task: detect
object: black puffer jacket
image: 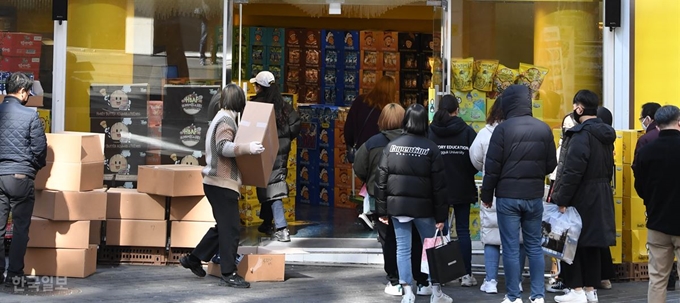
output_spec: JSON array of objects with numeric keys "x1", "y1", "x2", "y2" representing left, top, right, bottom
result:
[
  {"x1": 375, "y1": 134, "x2": 448, "y2": 223},
  {"x1": 0, "y1": 96, "x2": 47, "y2": 179},
  {"x1": 552, "y1": 118, "x2": 616, "y2": 247},
  {"x1": 481, "y1": 85, "x2": 557, "y2": 203},
  {"x1": 252, "y1": 99, "x2": 301, "y2": 200},
  {"x1": 429, "y1": 116, "x2": 478, "y2": 205},
  {"x1": 353, "y1": 129, "x2": 402, "y2": 197}
]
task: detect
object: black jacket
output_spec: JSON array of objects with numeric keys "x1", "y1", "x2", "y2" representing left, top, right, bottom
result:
[
  {"x1": 353, "y1": 129, "x2": 402, "y2": 197},
  {"x1": 634, "y1": 130, "x2": 680, "y2": 236},
  {"x1": 252, "y1": 98, "x2": 301, "y2": 200},
  {"x1": 0, "y1": 96, "x2": 47, "y2": 179},
  {"x1": 375, "y1": 134, "x2": 448, "y2": 223},
  {"x1": 428, "y1": 116, "x2": 478, "y2": 205},
  {"x1": 481, "y1": 85, "x2": 556, "y2": 203},
  {"x1": 552, "y1": 118, "x2": 616, "y2": 247}
]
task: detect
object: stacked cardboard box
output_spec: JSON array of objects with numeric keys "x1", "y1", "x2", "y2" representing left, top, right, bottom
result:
[
  {"x1": 398, "y1": 32, "x2": 421, "y2": 107},
  {"x1": 296, "y1": 105, "x2": 320, "y2": 205},
  {"x1": 89, "y1": 84, "x2": 150, "y2": 189},
  {"x1": 248, "y1": 27, "x2": 286, "y2": 90},
  {"x1": 619, "y1": 130, "x2": 647, "y2": 264},
  {"x1": 169, "y1": 196, "x2": 216, "y2": 249},
  {"x1": 161, "y1": 85, "x2": 219, "y2": 167},
  {"x1": 27, "y1": 132, "x2": 107, "y2": 278},
  {"x1": 284, "y1": 28, "x2": 322, "y2": 103},
  {"x1": 105, "y1": 188, "x2": 167, "y2": 249},
  {"x1": 0, "y1": 32, "x2": 42, "y2": 79},
  {"x1": 321, "y1": 30, "x2": 343, "y2": 106}
]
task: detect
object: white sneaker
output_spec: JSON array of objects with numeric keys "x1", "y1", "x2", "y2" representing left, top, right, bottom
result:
[
  {"x1": 501, "y1": 296, "x2": 523, "y2": 303},
  {"x1": 554, "y1": 289, "x2": 587, "y2": 303},
  {"x1": 585, "y1": 290, "x2": 598, "y2": 302},
  {"x1": 358, "y1": 213, "x2": 374, "y2": 230},
  {"x1": 417, "y1": 283, "x2": 432, "y2": 296},
  {"x1": 430, "y1": 292, "x2": 453, "y2": 303},
  {"x1": 530, "y1": 297, "x2": 545, "y2": 303},
  {"x1": 385, "y1": 282, "x2": 403, "y2": 296},
  {"x1": 401, "y1": 292, "x2": 416, "y2": 303},
  {"x1": 480, "y1": 279, "x2": 498, "y2": 294},
  {"x1": 460, "y1": 274, "x2": 478, "y2": 287}
]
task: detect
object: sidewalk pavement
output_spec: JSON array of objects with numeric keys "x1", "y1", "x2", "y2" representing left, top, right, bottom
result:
[{"x1": 0, "y1": 264, "x2": 673, "y2": 303}]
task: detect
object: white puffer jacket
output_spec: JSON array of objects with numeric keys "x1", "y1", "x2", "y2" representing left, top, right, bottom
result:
[{"x1": 470, "y1": 123, "x2": 523, "y2": 246}]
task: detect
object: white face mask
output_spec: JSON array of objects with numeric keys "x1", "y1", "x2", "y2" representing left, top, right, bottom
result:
[{"x1": 640, "y1": 116, "x2": 650, "y2": 131}]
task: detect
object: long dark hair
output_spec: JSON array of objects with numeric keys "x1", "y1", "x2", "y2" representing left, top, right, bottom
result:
[
  {"x1": 486, "y1": 96, "x2": 504, "y2": 125},
  {"x1": 253, "y1": 83, "x2": 288, "y2": 129},
  {"x1": 433, "y1": 94, "x2": 458, "y2": 125},
  {"x1": 402, "y1": 104, "x2": 429, "y2": 136}
]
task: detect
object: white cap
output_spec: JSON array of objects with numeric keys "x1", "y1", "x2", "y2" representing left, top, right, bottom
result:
[{"x1": 250, "y1": 71, "x2": 275, "y2": 87}]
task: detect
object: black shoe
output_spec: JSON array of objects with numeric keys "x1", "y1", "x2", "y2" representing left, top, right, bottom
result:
[
  {"x1": 4, "y1": 275, "x2": 37, "y2": 288},
  {"x1": 669, "y1": 277, "x2": 676, "y2": 291},
  {"x1": 219, "y1": 273, "x2": 250, "y2": 288},
  {"x1": 257, "y1": 223, "x2": 274, "y2": 235},
  {"x1": 180, "y1": 255, "x2": 206, "y2": 277}
]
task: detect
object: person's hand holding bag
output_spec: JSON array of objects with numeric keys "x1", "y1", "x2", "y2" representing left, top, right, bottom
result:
[{"x1": 249, "y1": 142, "x2": 265, "y2": 154}]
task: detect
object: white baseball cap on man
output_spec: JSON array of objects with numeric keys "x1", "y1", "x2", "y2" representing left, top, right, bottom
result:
[{"x1": 250, "y1": 71, "x2": 275, "y2": 87}]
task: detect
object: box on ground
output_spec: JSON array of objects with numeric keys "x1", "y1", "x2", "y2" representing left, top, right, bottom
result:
[
  {"x1": 90, "y1": 221, "x2": 102, "y2": 245},
  {"x1": 24, "y1": 245, "x2": 97, "y2": 278},
  {"x1": 28, "y1": 217, "x2": 90, "y2": 249},
  {"x1": 234, "y1": 101, "x2": 279, "y2": 187},
  {"x1": 35, "y1": 161, "x2": 104, "y2": 192},
  {"x1": 170, "y1": 221, "x2": 215, "y2": 248},
  {"x1": 622, "y1": 229, "x2": 648, "y2": 263},
  {"x1": 622, "y1": 196, "x2": 646, "y2": 230},
  {"x1": 106, "y1": 219, "x2": 167, "y2": 247},
  {"x1": 137, "y1": 165, "x2": 204, "y2": 197},
  {"x1": 208, "y1": 249, "x2": 285, "y2": 282},
  {"x1": 610, "y1": 229, "x2": 622, "y2": 264},
  {"x1": 33, "y1": 189, "x2": 107, "y2": 221},
  {"x1": 106, "y1": 188, "x2": 166, "y2": 220},
  {"x1": 170, "y1": 196, "x2": 215, "y2": 222}
]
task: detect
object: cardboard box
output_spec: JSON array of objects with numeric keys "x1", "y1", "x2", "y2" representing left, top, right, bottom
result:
[
  {"x1": 622, "y1": 164, "x2": 639, "y2": 198},
  {"x1": 334, "y1": 186, "x2": 354, "y2": 209},
  {"x1": 90, "y1": 221, "x2": 102, "y2": 245},
  {"x1": 282, "y1": 197, "x2": 295, "y2": 221},
  {"x1": 0, "y1": 56, "x2": 40, "y2": 74},
  {"x1": 234, "y1": 102, "x2": 279, "y2": 187},
  {"x1": 614, "y1": 197, "x2": 623, "y2": 230},
  {"x1": 622, "y1": 130, "x2": 643, "y2": 165},
  {"x1": 28, "y1": 218, "x2": 90, "y2": 249},
  {"x1": 622, "y1": 196, "x2": 646, "y2": 230},
  {"x1": 239, "y1": 198, "x2": 263, "y2": 226},
  {"x1": 208, "y1": 253, "x2": 285, "y2": 282},
  {"x1": 0, "y1": 32, "x2": 42, "y2": 50},
  {"x1": 610, "y1": 229, "x2": 623, "y2": 264},
  {"x1": 623, "y1": 229, "x2": 648, "y2": 263},
  {"x1": 45, "y1": 132, "x2": 105, "y2": 163},
  {"x1": 614, "y1": 165, "x2": 623, "y2": 198},
  {"x1": 614, "y1": 131, "x2": 623, "y2": 165},
  {"x1": 170, "y1": 221, "x2": 215, "y2": 248},
  {"x1": 24, "y1": 245, "x2": 97, "y2": 278},
  {"x1": 137, "y1": 165, "x2": 204, "y2": 197},
  {"x1": 170, "y1": 196, "x2": 215, "y2": 222},
  {"x1": 0, "y1": 45, "x2": 41, "y2": 57},
  {"x1": 35, "y1": 161, "x2": 105, "y2": 192},
  {"x1": 89, "y1": 84, "x2": 150, "y2": 118},
  {"x1": 106, "y1": 219, "x2": 167, "y2": 247},
  {"x1": 239, "y1": 185, "x2": 258, "y2": 201},
  {"x1": 37, "y1": 108, "x2": 50, "y2": 132},
  {"x1": 33, "y1": 190, "x2": 107, "y2": 221},
  {"x1": 106, "y1": 188, "x2": 166, "y2": 220}
]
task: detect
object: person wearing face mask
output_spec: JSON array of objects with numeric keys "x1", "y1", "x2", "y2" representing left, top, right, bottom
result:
[
  {"x1": 0, "y1": 72, "x2": 47, "y2": 286},
  {"x1": 551, "y1": 90, "x2": 616, "y2": 303},
  {"x1": 632, "y1": 102, "x2": 661, "y2": 169}
]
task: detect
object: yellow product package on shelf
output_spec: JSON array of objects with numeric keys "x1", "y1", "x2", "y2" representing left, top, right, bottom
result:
[{"x1": 451, "y1": 57, "x2": 474, "y2": 92}]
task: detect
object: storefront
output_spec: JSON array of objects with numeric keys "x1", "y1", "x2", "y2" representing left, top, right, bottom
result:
[{"x1": 4, "y1": 0, "x2": 647, "y2": 239}]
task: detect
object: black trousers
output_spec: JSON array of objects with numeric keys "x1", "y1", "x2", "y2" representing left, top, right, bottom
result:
[
  {"x1": 376, "y1": 217, "x2": 428, "y2": 285},
  {"x1": 0, "y1": 174, "x2": 36, "y2": 277},
  {"x1": 192, "y1": 184, "x2": 240, "y2": 276},
  {"x1": 561, "y1": 246, "x2": 602, "y2": 288},
  {"x1": 600, "y1": 247, "x2": 615, "y2": 280}
]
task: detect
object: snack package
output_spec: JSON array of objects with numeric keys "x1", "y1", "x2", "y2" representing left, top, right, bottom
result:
[
  {"x1": 473, "y1": 60, "x2": 499, "y2": 92},
  {"x1": 451, "y1": 58, "x2": 474, "y2": 92},
  {"x1": 517, "y1": 63, "x2": 549, "y2": 100},
  {"x1": 493, "y1": 64, "x2": 520, "y2": 94}
]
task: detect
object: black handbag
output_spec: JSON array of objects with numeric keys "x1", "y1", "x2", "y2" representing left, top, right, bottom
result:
[
  {"x1": 346, "y1": 107, "x2": 376, "y2": 164},
  {"x1": 426, "y1": 231, "x2": 467, "y2": 284}
]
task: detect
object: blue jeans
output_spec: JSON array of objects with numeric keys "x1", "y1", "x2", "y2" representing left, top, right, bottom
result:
[
  {"x1": 444, "y1": 204, "x2": 473, "y2": 275},
  {"x1": 392, "y1": 217, "x2": 436, "y2": 285},
  {"x1": 497, "y1": 198, "x2": 545, "y2": 301},
  {"x1": 484, "y1": 244, "x2": 527, "y2": 282}
]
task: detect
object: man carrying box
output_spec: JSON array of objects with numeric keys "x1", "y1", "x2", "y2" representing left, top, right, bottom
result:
[
  {"x1": 633, "y1": 105, "x2": 680, "y2": 303},
  {"x1": 0, "y1": 72, "x2": 47, "y2": 286}
]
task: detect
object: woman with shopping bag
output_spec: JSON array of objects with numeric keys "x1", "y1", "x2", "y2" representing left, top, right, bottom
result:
[{"x1": 375, "y1": 104, "x2": 451, "y2": 303}]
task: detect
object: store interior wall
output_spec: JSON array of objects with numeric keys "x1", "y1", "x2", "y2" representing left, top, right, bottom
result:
[{"x1": 634, "y1": 0, "x2": 680, "y2": 124}]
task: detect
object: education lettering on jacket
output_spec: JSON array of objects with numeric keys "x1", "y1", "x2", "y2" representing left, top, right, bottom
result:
[
  {"x1": 437, "y1": 144, "x2": 469, "y2": 156},
  {"x1": 388, "y1": 145, "x2": 430, "y2": 156}
]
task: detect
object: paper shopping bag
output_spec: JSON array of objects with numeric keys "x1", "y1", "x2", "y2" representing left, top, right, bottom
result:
[
  {"x1": 426, "y1": 234, "x2": 467, "y2": 284},
  {"x1": 421, "y1": 230, "x2": 444, "y2": 274}
]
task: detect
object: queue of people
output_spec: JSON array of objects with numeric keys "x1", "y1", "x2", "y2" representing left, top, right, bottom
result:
[{"x1": 168, "y1": 69, "x2": 670, "y2": 303}]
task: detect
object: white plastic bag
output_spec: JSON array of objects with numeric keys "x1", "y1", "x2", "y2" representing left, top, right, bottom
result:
[{"x1": 541, "y1": 202, "x2": 582, "y2": 264}]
